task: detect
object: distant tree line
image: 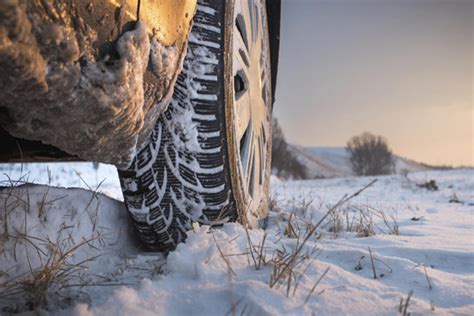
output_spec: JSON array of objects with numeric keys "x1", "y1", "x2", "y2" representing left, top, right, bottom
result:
[{"x1": 271, "y1": 118, "x2": 307, "y2": 179}]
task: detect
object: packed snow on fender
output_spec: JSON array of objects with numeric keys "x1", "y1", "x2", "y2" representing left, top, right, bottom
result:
[{"x1": 0, "y1": 164, "x2": 473, "y2": 315}]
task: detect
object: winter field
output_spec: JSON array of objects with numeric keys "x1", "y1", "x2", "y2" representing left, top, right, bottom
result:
[{"x1": 0, "y1": 163, "x2": 473, "y2": 315}]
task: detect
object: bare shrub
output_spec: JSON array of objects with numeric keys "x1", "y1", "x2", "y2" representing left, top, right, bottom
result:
[{"x1": 346, "y1": 132, "x2": 394, "y2": 176}]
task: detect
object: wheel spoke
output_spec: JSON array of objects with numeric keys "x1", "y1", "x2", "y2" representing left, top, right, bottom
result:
[
  {"x1": 247, "y1": 149, "x2": 255, "y2": 193},
  {"x1": 233, "y1": 21, "x2": 252, "y2": 85},
  {"x1": 246, "y1": 0, "x2": 254, "y2": 42},
  {"x1": 252, "y1": 2, "x2": 259, "y2": 43},
  {"x1": 244, "y1": 0, "x2": 256, "y2": 48},
  {"x1": 242, "y1": 126, "x2": 254, "y2": 180},
  {"x1": 258, "y1": 127, "x2": 265, "y2": 185},
  {"x1": 233, "y1": 46, "x2": 251, "y2": 80},
  {"x1": 234, "y1": 88, "x2": 251, "y2": 142},
  {"x1": 252, "y1": 134, "x2": 261, "y2": 192}
]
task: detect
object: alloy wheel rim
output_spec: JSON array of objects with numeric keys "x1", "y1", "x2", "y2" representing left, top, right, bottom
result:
[{"x1": 231, "y1": 0, "x2": 272, "y2": 215}]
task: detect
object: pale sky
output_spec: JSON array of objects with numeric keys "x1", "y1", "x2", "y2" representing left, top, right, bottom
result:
[{"x1": 273, "y1": 0, "x2": 473, "y2": 166}]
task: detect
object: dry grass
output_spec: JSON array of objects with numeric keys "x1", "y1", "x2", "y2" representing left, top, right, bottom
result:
[
  {"x1": 399, "y1": 290, "x2": 414, "y2": 316},
  {"x1": 0, "y1": 172, "x2": 120, "y2": 312},
  {"x1": 0, "y1": 234, "x2": 102, "y2": 310},
  {"x1": 273, "y1": 179, "x2": 399, "y2": 240},
  {"x1": 422, "y1": 265, "x2": 433, "y2": 291},
  {"x1": 304, "y1": 266, "x2": 330, "y2": 304},
  {"x1": 325, "y1": 202, "x2": 399, "y2": 238},
  {"x1": 284, "y1": 213, "x2": 298, "y2": 239},
  {"x1": 256, "y1": 180, "x2": 401, "y2": 304},
  {"x1": 267, "y1": 180, "x2": 378, "y2": 298},
  {"x1": 368, "y1": 205, "x2": 400, "y2": 235},
  {"x1": 245, "y1": 228, "x2": 269, "y2": 270},
  {"x1": 269, "y1": 240, "x2": 318, "y2": 297},
  {"x1": 326, "y1": 205, "x2": 376, "y2": 238},
  {"x1": 212, "y1": 231, "x2": 237, "y2": 277},
  {"x1": 368, "y1": 247, "x2": 377, "y2": 279}
]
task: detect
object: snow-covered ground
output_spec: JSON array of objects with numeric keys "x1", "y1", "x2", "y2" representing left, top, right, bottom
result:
[
  {"x1": 0, "y1": 165, "x2": 473, "y2": 315},
  {"x1": 0, "y1": 163, "x2": 123, "y2": 201}
]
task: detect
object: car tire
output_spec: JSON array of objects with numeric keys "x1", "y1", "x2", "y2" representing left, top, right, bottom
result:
[{"x1": 118, "y1": 0, "x2": 273, "y2": 251}]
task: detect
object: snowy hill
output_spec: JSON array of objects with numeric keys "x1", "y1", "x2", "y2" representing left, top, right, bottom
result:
[{"x1": 289, "y1": 145, "x2": 432, "y2": 179}]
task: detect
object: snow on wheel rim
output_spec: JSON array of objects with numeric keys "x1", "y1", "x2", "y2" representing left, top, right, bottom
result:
[{"x1": 226, "y1": 0, "x2": 272, "y2": 226}]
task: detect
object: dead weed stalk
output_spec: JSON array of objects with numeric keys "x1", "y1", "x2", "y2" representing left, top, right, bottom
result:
[{"x1": 0, "y1": 235, "x2": 102, "y2": 310}]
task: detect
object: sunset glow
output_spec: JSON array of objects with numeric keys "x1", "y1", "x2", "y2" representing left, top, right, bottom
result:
[{"x1": 274, "y1": 0, "x2": 473, "y2": 166}]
